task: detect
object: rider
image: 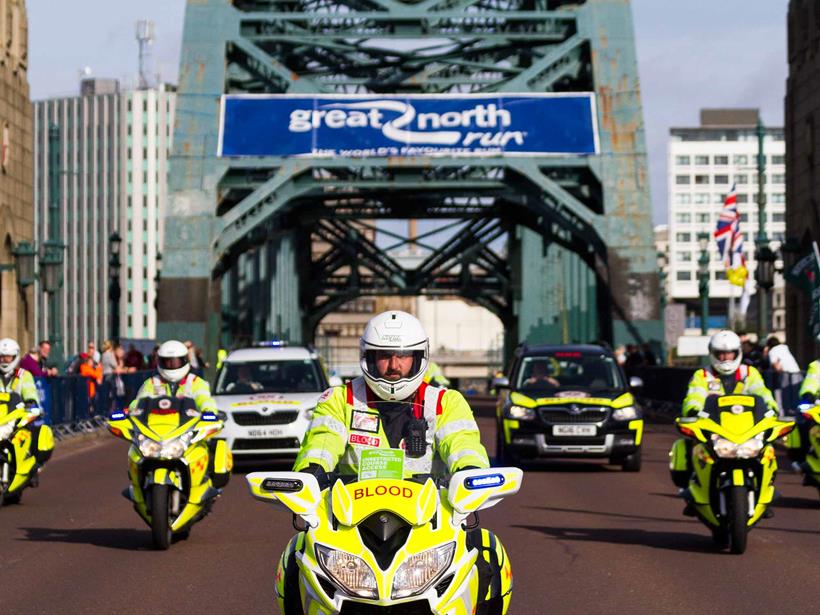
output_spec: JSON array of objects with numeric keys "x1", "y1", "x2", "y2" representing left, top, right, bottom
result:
[
  {"x1": 129, "y1": 339, "x2": 217, "y2": 414},
  {"x1": 0, "y1": 338, "x2": 55, "y2": 483},
  {"x1": 423, "y1": 359, "x2": 451, "y2": 387},
  {"x1": 792, "y1": 333, "x2": 820, "y2": 467},
  {"x1": 294, "y1": 310, "x2": 489, "y2": 477},
  {"x1": 670, "y1": 330, "x2": 777, "y2": 489}
]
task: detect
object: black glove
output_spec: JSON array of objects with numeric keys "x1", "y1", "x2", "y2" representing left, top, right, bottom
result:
[{"x1": 302, "y1": 463, "x2": 331, "y2": 489}]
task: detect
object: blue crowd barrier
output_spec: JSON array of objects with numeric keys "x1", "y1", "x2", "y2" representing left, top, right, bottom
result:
[{"x1": 33, "y1": 371, "x2": 154, "y2": 426}]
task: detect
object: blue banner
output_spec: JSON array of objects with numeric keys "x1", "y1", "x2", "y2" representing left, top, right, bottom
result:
[{"x1": 218, "y1": 94, "x2": 599, "y2": 158}]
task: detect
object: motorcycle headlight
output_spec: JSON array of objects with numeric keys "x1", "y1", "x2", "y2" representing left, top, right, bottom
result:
[
  {"x1": 160, "y1": 436, "x2": 190, "y2": 459},
  {"x1": 612, "y1": 406, "x2": 638, "y2": 421},
  {"x1": 711, "y1": 435, "x2": 738, "y2": 458},
  {"x1": 316, "y1": 545, "x2": 378, "y2": 599},
  {"x1": 392, "y1": 542, "x2": 455, "y2": 599},
  {"x1": 138, "y1": 437, "x2": 162, "y2": 458},
  {"x1": 506, "y1": 405, "x2": 535, "y2": 420},
  {"x1": 0, "y1": 421, "x2": 15, "y2": 441},
  {"x1": 736, "y1": 435, "x2": 764, "y2": 459}
]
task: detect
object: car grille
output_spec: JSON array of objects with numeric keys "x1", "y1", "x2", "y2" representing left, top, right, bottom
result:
[
  {"x1": 232, "y1": 410, "x2": 299, "y2": 426},
  {"x1": 539, "y1": 407, "x2": 609, "y2": 424},
  {"x1": 233, "y1": 437, "x2": 300, "y2": 450}
]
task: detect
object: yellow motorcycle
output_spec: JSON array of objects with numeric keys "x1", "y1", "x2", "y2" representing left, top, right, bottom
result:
[
  {"x1": 247, "y1": 466, "x2": 521, "y2": 614},
  {"x1": 795, "y1": 402, "x2": 820, "y2": 495},
  {"x1": 107, "y1": 395, "x2": 233, "y2": 549},
  {"x1": 0, "y1": 391, "x2": 55, "y2": 506},
  {"x1": 675, "y1": 394, "x2": 794, "y2": 554}
]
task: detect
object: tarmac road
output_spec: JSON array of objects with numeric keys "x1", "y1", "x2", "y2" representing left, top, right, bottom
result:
[{"x1": 1, "y1": 420, "x2": 818, "y2": 614}]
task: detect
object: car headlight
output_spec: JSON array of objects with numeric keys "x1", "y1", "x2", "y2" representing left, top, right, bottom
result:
[
  {"x1": 736, "y1": 435, "x2": 764, "y2": 459},
  {"x1": 302, "y1": 406, "x2": 315, "y2": 421},
  {"x1": 316, "y1": 545, "x2": 378, "y2": 599},
  {"x1": 0, "y1": 421, "x2": 15, "y2": 441},
  {"x1": 392, "y1": 542, "x2": 455, "y2": 599},
  {"x1": 711, "y1": 435, "x2": 738, "y2": 458},
  {"x1": 612, "y1": 406, "x2": 638, "y2": 421},
  {"x1": 506, "y1": 405, "x2": 535, "y2": 420}
]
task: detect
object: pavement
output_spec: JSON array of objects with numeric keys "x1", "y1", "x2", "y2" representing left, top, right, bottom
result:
[{"x1": 1, "y1": 419, "x2": 818, "y2": 614}]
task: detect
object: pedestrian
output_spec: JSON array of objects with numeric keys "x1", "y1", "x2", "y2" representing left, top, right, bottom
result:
[
  {"x1": 740, "y1": 334, "x2": 764, "y2": 369},
  {"x1": 86, "y1": 341, "x2": 101, "y2": 364},
  {"x1": 614, "y1": 344, "x2": 627, "y2": 367},
  {"x1": 18, "y1": 346, "x2": 47, "y2": 377},
  {"x1": 147, "y1": 345, "x2": 159, "y2": 369},
  {"x1": 767, "y1": 341, "x2": 802, "y2": 415},
  {"x1": 124, "y1": 344, "x2": 144, "y2": 370},
  {"x1": 78, "y1": 353, "x2": 103, "y2": 413},
  {"x1": 37, "y1": 340, "x2": 58, "y2": 376},
  {"x1": 185, "y1": 340, "x2": 208, "y2": 377},
  {"x1": 641, "y1": 343, "x2": 658, "y2": 366}
]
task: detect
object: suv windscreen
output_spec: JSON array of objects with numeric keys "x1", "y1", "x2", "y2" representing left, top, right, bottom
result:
[
  {"x1": 215, "y1": 360, "x2": 323, "y2": 394},
  {"x1": 515, "y1": 352, "x2": 624, "y2": 394}
]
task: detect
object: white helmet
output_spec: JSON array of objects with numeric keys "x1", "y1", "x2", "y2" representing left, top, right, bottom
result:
[
  {"x1": 0, "y1": 338, "x2": 20, "y2": 377},
  {"x1": 157, "y1": 339, "x2": 190, "y2": 383},
  {"x1": 360, "y1": 310, "x2": 429, "y2": 401},
  {"x1": 709, "y1": 330, "x2": 742, "y2": 375}
]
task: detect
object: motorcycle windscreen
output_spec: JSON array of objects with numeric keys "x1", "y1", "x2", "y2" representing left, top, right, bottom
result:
[
  {"x1": 331, "y1": 478, "x2": 438, "y2": 527},
  {"x1": 136, "y1": 396, "x2": 198, "y2": 439}
]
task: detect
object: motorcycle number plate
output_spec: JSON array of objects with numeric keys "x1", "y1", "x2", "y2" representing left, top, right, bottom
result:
[
  {"x1": 553, "y1": 424, "x2": 596, "y2": 436},
  {"x1": 247, "y1": 428, "x2": 285, "y2": 438}
]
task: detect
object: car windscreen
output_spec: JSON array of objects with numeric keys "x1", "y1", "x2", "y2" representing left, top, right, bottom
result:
[
  {"x1": 215, "y1": 360, "x2": 323, "y2": 394},
  {"x1": 515, "y1": 353, "x2": 625, "y2": 393}
]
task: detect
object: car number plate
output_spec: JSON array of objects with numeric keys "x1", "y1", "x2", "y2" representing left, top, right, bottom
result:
[
  {"x1": 552, "y1": 424, "x2": 596, "y2": 436},
  {"x1": 247, "y1": 428, "x2": 285, "y2": 438}
]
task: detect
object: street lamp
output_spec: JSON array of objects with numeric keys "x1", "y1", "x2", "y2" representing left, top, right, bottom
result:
[
  {"x1": 108, "y1": 231, "x2": 122, "y2": 342},
  {"x1": 657, "y1": 250, "x2": 668, "y2": 364},
  {"x1": 697, "y1": 232, "x2": 710, "y2": 336},
  {"x1": 1, "y1": 240, "x2": 37, "y2": 288},
  {"x1": 754, "y1": 116, "x2": 771, "y2": 340}
]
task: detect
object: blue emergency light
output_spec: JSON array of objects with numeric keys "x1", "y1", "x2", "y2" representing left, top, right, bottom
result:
[{"x1": 464, "y1": 473, "x2": 505, "y2": 490}]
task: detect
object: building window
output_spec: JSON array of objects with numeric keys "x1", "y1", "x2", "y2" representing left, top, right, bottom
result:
[
  {"x1": 676, "y1": 232, "x2": 692, "y2": 242},
  {"x1": 714, "y1": 175, "x2": 729, "y2": 184},
  {"x1": 677, "y1": 251, "x2": 692, "y2": 262},
  {"x1": 771, "y1": 193, "x2": 786, "y2": 203},
  {"x1": 696, "y1": 213, "x2": 710, "y2": 223},
  {"x1": 772, "y1": 212, "x2": 785, "y2": 222},
  {"x1": 733, "y1": 155, "x2": 748, "y2": 165},
  {"x1": 735, "y1": 174, "x2": 748, "y2": 184},
  {"x1": 695, "y1": 155, "x2": 710, "y2": 165},
  {"x1": 740, "y1": 213, "x2": 748, "y2": 222},
  {"x1": 674, "y1": 193, "x2": 692, "y2": 204},
  {"x1": 675, "y1": 213, "x2": 691, "y2": 223},
  {"x1": 676, "y1": 271, "x2": 692, "y2": 281},
  {"x1": 715, "y1": 270, "x2": 727, "y2": 281},
  {"x1": 771, "y1": 154, "x2": 785, "y2": 165},
  {"x1": 675, "y1": 175, "x2": 691, "y2": 185},
  {"x1": 736, "y1": 194, "x2": 749, "y2": 203},
  {"x1": 695, "y1": 175, "x2": 709, "y2": 184},
  {"x1": 771, "y1": 174, "x2": 785, "y2": 184},
  {"x1": 693, "y1": 193, "x2": 710, "y2": 204},
  {"x1": 714, "y1": 155, "x2": 729, "y2": 165},
  {"x1": 675, "y1": 155, "x2": 691, "y2": 165}
]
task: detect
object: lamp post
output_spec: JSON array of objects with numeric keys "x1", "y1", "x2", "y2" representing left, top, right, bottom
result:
[
  {"x1": 43, "y1": 122, "x2": 65, "y2": 371},
  {"x1": 108, "y1": 231, "x2": 122, "y2": 342},
  {"x1": 657, "y1": 250, "x2": 668, "y2": 364},
  {"x1": 754, "y1": 116, "x2": 772, "y2": 340},
  {"x1": 697, "y1": 232, "x2": 710, "y2": 336}
]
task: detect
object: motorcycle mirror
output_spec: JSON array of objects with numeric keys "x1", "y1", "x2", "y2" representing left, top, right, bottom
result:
[
  {"x1": 447, "y1": 467, "x2": 523, "y2": 516},
  {"x1": 491, "y1": 376, "x2": 510, "y2": 390},
  {"x1": 247, "y1": 471, "x2": 322, "y2": 526},
  {"x1": 629, "y1": 376, "x2": 644, "y2": 389}
]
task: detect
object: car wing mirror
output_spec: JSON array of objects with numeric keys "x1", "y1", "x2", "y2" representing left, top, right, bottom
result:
[
  {"x1": 491, "y1": 376, "x2": 510, "y2": 390},
  {"x1": 629, "y1": 376, "x2": 644, "y2": 389}
]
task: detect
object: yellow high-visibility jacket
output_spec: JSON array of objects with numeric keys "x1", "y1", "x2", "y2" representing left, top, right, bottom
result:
[
  {"x1": 799, "y1": 360, "x2": 820, "y2": 400},
  {"x1": 128, "y1": 373, "x2": 217, "y2": 414},
  {"x1": 0, "y1": 368, "x2": 40, "y2": 406},
  {"x1": 681, "y1": 364, "x2": 777, "y2": 417}
]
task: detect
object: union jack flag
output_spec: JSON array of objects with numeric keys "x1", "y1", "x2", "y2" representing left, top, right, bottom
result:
[{"x1": 713, "y1": 183, "x2": 748, "y2": 287}]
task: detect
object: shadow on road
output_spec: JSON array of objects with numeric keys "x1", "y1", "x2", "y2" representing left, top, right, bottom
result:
[
  {"x1": 501, "y1": 460, "x2": 615, "y2": 473},
  {"x1": 19, "y1": 527, "x2": 154, "y2": 551},
  {"x1": 773, "y1": 495, "x2": 820, "y2": 510},
  {"x1": 513, "y1": 523, "x2": 718, "y2": 554},
  {"x1": 230, "y1": 458, "x2": 295, "y2": 473},
  {"x1": 526, "y1": 504, "x2": 691, "y2": 525}
]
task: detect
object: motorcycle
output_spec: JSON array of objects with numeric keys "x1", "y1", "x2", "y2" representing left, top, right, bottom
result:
[
  {"x1": 107, "y1": 395, "x2": 233, "y2": 549},
  {"x1": 247, "y1": 466, "x2": 521, "y2": 614},
  {"x1": 0, "y1": 391, "x2": 54, "y2": 506},
  {"x1": 675, "y1": 394, "x2": 794, "y2": 554},
  {"x1": 795, "y1": 402, "x2": 820, "y2": 495}
]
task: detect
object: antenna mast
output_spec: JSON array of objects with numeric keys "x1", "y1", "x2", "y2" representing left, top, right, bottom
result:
[{"x1": 135, "y1": 20, "x2": 155, "y2": 90}]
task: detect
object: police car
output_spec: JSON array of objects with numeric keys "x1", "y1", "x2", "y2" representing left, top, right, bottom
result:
[
  {"x1": 494, "y1": 344, "x2": 644, "y2": 471},
  {"x1": 214, "y1": 343, "x2": 336, "y2": 458}
]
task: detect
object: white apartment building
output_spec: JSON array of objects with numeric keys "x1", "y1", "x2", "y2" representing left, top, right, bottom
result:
[
  {"x1": 667, "y1": 109, "x2": 786, "y2": 334},
  {"x1": 33, "y1": 80, "x2": 175, "y2": 356}
]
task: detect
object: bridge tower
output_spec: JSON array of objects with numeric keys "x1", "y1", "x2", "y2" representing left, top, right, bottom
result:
[{"x1": 159, "y1": 0, "x2": 660, "y2": 357}]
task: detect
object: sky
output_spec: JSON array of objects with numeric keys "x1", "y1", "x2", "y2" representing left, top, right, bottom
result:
[{"x1": 27, "y1": 0, "x2": 790, "y2": 226}]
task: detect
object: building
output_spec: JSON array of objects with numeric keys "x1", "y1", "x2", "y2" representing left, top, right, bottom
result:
[
  {"x1": 33, "y1": 81, "x2": 175, "y2": 358},
  {"x1": 785, "y1": 0, "x2": 820, "y2": 363},
  {"x1": 0, "y1": 0, "x2": 34, "y2": 347},
  {"x1": 667, "y1": 109, "x2": 786, "y2": 338}
]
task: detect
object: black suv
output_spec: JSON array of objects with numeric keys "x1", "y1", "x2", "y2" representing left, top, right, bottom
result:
[{"x1": 495, "y1": 344, "x2": 643, "y2": 471}]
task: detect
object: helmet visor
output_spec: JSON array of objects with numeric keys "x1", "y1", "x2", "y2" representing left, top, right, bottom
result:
[
  {"x1": 159, "y1": 356, "x2": 187, "y2": 371},
  {"x1": 364, "y1": 349, "x2": 425, "y2": 382},
  {"x1": 711, "y1": 349, "x2": 739, "y2": 363}
]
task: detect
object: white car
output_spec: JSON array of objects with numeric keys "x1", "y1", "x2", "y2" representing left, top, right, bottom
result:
[{"x1": 214, "y1": 344, "x2": 333, "y2": 458}]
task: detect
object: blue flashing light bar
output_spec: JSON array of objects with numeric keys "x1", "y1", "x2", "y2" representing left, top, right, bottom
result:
[
  {"x1": 200, "y1": 412, "x2": 218, "y2": 422},
  {"x1": 109, "y1": 411, "x2": 126, "y2": 421},
  {"x1": 464, "y1": 473, "x2": 506, "y2": 490},
  {"x1": 255, "y1": 340, "x2": 288, "y2": 347}
]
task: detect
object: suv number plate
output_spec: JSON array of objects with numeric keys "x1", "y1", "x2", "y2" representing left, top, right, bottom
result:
[
  {"x1": 553, "y1": 425, "x2": 596, "y2": 436},
  {"x1": 247, "y1": 428, "x2": 285, "y2": 438}
]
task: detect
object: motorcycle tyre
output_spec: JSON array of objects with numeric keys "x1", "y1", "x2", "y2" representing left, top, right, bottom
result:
[
  {"x1": 4, "y1": 490, "x2": 21, "y2": 505},
  {"x1": 477, "y1": 596, "x2": 504, "y2": 615},
  {"x1": 711, "y1": 526, "x2": 729, "y2": 549},
  {"x1": 728, "y1": 486, "x2": 748, "y2": 554},
  {"x1": 151, "y1": 485, "x2": 173, "y2": 551},
  {"x1": 282, "y1": 546, "x2": 304, "y2": 615}
]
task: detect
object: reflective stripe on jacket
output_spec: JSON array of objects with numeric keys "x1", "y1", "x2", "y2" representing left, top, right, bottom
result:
[
  {"x1": 681, "y1": 364, "x2": 777, "y2": 417},
  {"x1": 294, "y1": 376, "x2": 489, "y2": 477},
  {"x1": 0, "y1": 368, "x2": 39, "y2": 405},
  {"x1": 128, "y1": 374, "x2": 217, "y2": 413}
]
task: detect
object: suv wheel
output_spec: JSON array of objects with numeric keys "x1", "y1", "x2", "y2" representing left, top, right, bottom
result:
[
  {"x1": 620, "y1": 449, "x2": 642, "y2": 472},
  {"x1": 495, "y1": 427, "x2": 518, "y2": 467}
]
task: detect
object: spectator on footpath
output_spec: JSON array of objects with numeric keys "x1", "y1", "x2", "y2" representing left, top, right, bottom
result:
[
  {"x1": 124, "y1": 344, "x2": 145, "y2": 370},
  {"x1": 78, "y1": 353, "x2": 103, "y2": 412},
  {"x1": 37, "y1": 340, "x2": 58, "y2": 376},
  {"x1": 624, "y1": 344, "x2": 644, "y2": 378},
  {"x1": 641, "y1": 342, "x2": 658, "y2": 366},
  {"x1": 739, "y1": 333, "x2": 764, "y2": 369},
  {"x1": 614, "y1": 345, "x2": 627, "y2": 368},
  {"x1": 767, "y1": 341, "x2": 803, "y2": 415},
  {"x1": 101, "y1": 340, "x2": 118, "y2": 378},
  {"x1": 18, "y1": 346, "x2": 47, "y2": 377},
  {"x1": 148, "y1": 345, "x2": 160, "y2": 370},
  {"x1": 185, "y1": 340, "x2": 208, "y2": 377},
  {"x1": 87, "y1": 341, "x2": 101, "y2": 365}
]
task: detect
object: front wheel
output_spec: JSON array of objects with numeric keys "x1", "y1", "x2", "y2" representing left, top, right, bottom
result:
[
  {"x1": 150, "y1": 485, "x2": 172, "y2": 550},
  {"x1": 728, "y1": 486, "x2": 749, "y2": 554},
  {"x1": 621, "y1": 449, "x2": 642, "y2": 472}
]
